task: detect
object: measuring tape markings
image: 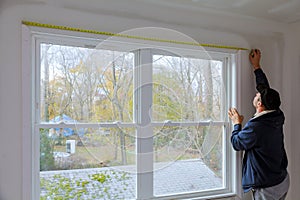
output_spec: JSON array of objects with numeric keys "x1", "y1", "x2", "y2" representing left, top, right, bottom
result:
[{"x1": 22, "y1": 21, "x2": 249, "y2": 51}]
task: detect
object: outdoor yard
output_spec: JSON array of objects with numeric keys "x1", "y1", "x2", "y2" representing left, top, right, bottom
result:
[{"x1": 40, "y1": 159, "x2": 223, "y2": 199}]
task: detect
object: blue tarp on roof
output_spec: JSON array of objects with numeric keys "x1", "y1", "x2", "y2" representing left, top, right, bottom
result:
[{"x1": 50, "y1": 114, "x2": 85, "y2": 136}]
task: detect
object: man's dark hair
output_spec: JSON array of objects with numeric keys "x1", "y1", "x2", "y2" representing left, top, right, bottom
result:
[{"x1": 259, "y1": 87, "x2": 281, "y2": 110}]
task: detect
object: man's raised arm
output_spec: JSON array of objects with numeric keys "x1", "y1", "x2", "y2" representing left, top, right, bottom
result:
[{"x1": 249, "y1": 49, "x2": 270, "y2": 92}]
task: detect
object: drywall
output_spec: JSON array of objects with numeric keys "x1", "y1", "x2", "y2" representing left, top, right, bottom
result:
[
  {"x1": 0, "y1": 1, "x2": 298, "y2": 200},
  {"x1": 283, "y1": 23, "x2": 300, "y2": 200}
]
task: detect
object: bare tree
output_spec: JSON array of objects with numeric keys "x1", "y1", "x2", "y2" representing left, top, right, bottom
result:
[{"x1": 96, "y1": 51, "x2": 134, "y2": 165}]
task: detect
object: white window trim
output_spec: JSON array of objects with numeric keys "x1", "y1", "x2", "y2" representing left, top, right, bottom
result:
[
  {"x1": 22, "y1": 25, "x2": 243, "y2": 200},
  {"x1": 22, "y1": 24, "x2": 33, "y2": 200},
  {"x1": 135, "y1": 49, "x2": 154, "y2": 199}
]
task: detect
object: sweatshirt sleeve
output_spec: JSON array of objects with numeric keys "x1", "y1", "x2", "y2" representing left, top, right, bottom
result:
[
  {"x1": 231, "y1": 123, "x2": 257, "y2": 151},
  {"x1": 254, "y1": 68, "x2": 270, "y2": 92}
]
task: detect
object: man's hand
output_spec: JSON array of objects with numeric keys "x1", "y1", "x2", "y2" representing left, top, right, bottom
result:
[
  {"x1": 249, "y1": 49, "x2": 261, "y2": 70},
  {"x1": 228, "y1": 108, "x2": 244, "y2": 125}
]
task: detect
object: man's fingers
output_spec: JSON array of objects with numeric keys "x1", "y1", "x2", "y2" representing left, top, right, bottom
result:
[
  {"x1": 250, "y1": 49, "x2": 254, "y2": 58},
  {"x1": 250, "y1": 49, "x2": 256, "y2": 57},
  {"x1": 228, "y1": 108, "x2": 242, "y2": 117},
  {"x1": 228, "y1": 108, "x2": 239, "y2": 118},
  {"x1": 228, "y1": 112, "x2": 233, "y2": 118},
  {"x1": 250, "y1": 49, "x2": 261, "y2": 58},
  {"x1": 231, "y1": 108, "x2": 237, "y2": 114}
]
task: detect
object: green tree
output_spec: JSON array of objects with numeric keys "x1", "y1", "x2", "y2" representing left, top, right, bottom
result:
[{"x1": 40, "y1": 129, "x2": 55, "y2": 171}]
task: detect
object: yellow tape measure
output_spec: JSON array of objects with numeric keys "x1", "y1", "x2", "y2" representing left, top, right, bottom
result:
[{"x1": 22, "y1": 21, "x2": 248, "y2": 51}]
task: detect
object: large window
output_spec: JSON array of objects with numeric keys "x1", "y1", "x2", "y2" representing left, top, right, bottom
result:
[{"x1": 28, "y1": 29, "x2": 239, "y2": 199}]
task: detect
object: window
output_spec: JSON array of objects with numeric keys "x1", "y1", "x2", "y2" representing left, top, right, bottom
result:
[{"x1": 25, "y1": 27, "x2": 240, "y2": 200}]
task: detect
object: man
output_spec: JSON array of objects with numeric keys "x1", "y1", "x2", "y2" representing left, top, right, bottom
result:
[{"x1": 228, "y1": 49, "x2": 289, "y2": 200}]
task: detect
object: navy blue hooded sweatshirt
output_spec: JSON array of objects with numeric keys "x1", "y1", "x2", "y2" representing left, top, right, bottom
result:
[{"x1": 231, "y1": 68, "x2": 288, "y2": 192}]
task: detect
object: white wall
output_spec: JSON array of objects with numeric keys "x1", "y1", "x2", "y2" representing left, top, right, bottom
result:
[
  {"x1": 0, "y1": 1, "x2": 299, "y2": 200},
  {"x1": 284, "y1": 23, "x2": 300, "y2": 200}
]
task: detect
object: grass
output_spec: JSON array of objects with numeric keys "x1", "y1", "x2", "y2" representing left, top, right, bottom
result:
[
  {"x1": 53, "y1": 143, "x2": 206, "y2": 170},
  {"x1": 45, "y1": 133, "x2": 221, "y2": 176}
]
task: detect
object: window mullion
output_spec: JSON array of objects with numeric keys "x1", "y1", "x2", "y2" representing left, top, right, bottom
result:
[{"x1": 135, "y1": 49, "x2": 154, "y2": 199}]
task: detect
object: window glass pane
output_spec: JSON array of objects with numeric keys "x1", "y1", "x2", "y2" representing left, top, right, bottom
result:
[
  {"x1": 152, "y1": 55, "x2": 225, "y2": 122},
  {"x1": 153, "y1": 126, "x2": 224, "y2": 196},
  {"x1": 40, "y1": 127, "x2": 136, "y2": 199},
  {"x1": 37, "y1": 39, "x2": 232, "y2": 200},
  {"x1": 40, "y1": 43, "x2": 134, "y2": 123}
]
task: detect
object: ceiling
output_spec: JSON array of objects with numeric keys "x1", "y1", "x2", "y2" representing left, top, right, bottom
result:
[
  {"x1": 140, "y1": 0, "x2": 300, "y2": 24},
  {"x1": 4, "y1": 0, "x2": 300, "y2": 24}
]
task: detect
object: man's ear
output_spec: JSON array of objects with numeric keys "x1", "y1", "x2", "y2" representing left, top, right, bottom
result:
[
  {"x1": 257, "y1": 101, "x2": 263, "y2": 107},
  {"x1": 258, "y1": 101, "x2": 266, "y2": 109}
]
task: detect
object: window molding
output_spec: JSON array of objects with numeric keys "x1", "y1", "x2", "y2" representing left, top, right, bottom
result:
[
  {"x1": 22, "y1": 25, "x2": 243, "y2": 200},
  {"x1": 22, "y1": 24, "x2": 33, "y2": 200}
]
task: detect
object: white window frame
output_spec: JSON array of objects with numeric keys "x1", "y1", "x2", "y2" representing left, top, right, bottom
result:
[{"x1": 22, "y1": 25, "x2": 242, "y2": 200}]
